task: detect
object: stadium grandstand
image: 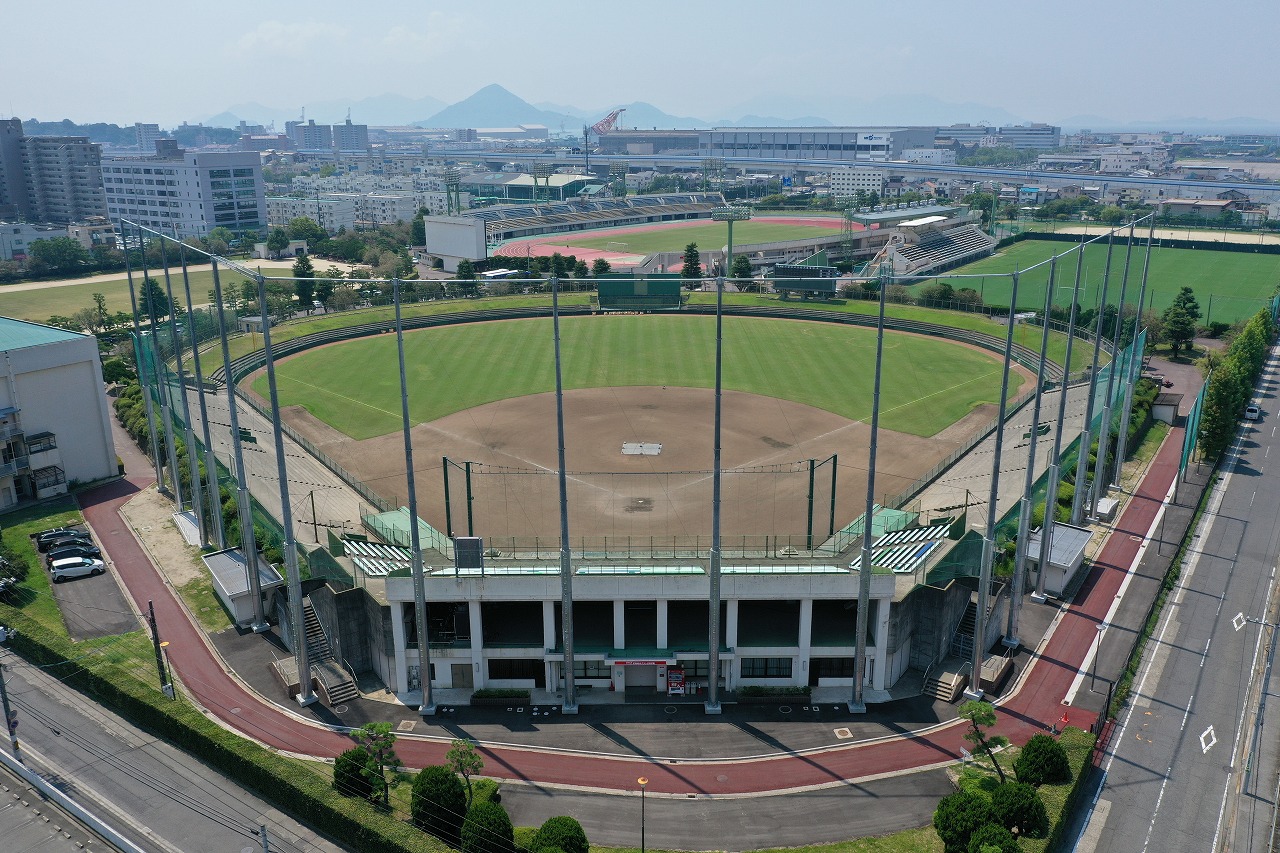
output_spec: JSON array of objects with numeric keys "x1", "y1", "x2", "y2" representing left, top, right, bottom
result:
[
  {"x1": 882, "y1": 218, "x2": 995, "y2": 276},
  {"x1": 466, "y1": 193, "x2": 726, "y2": 242}
]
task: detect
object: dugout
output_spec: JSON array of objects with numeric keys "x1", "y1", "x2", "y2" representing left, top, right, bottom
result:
[{"x1": 595, "y1": 278, "x2": 685, "y2": 312}]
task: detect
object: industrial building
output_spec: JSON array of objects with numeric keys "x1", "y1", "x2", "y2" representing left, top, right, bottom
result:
[{"x1": 699, "y1": 127, "x2": 937, "y2": 162}]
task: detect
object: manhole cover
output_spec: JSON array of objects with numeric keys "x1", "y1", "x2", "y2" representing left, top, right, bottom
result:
[
  {"x1": 834, "y1": 727, "x2": 853, "y2": 739},
  {"x1": 716, "y1": 774, "x2": 729, "y2": 783},
  {"x1": 665, "y1": 706, "x2": 677, "y2": 714},
  {"x1": 334, "y1": 705, "x2": 349, "y2": 715},
  {"x1": 229, "y1": 707, "x2": 241, "y2": 714},
  {"x1": 778, "y1": 706, "x2": 792, "y2": 714},
  {"x1": 397, "y1": 720, "x2": 416, "y2": 732}
]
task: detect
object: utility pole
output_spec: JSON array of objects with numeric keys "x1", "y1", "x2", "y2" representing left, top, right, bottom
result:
[
  {"x1": 147, "y1": 600, "x2": 172, "y2": 698},
  {"x1": 0, "y1": 628, "x2": 20, "y2": 762}
]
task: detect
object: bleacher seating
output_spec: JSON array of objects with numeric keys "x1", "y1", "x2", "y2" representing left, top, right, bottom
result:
[
  {"x1": 467, "y1": 193, "x2": 724, "y2": 244},
  {"x1": 889, "y1": 225, "x2": 996, "y2": 275}
]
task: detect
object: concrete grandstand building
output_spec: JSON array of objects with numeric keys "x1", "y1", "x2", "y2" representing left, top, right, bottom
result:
[{"x1": 0, "y1": 318, "x2": 117, "y2": 510}]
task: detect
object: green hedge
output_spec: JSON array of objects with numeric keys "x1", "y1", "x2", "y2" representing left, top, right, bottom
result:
[
  {"x1": 736, "y1": 686, "x2": 811, "y2": 697},
  {"x1": 1, "y1": 608, "x2": 449, "y2": 853},
  {"x1": 470, "y1": 688, "x2": 531, "y2": 699}
]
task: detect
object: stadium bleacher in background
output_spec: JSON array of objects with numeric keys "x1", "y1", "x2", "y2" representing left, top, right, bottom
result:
[
  {"x1": 887, "y1": 224, "x2": 996, "y2": 275},
  {"x1": 473, "y1": 193, "x2": 725, "y2": 242}
]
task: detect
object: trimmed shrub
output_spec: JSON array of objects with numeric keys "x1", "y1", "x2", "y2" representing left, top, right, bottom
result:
[
  {"x1": 333, "y1": 746, "x2": 373, "y2": 800},
  {"x1": 992, "y1": 781, "x2": 1049, "y2": 838},
  {"x1": 412, "y1": 765, "x2": 467, "y2": 844},
  {"x1": 461, "y1": 800, "x2": 514, "y2": 853},
  {"x1": 934, "y1": 789, "x2": 996, "y2": 853},
  {"x1": 531, "y1": 816, "x2": 589, "y2": 853},
  {"x1": 1014, "y1": 734, "x2": 1072, "y2": 787},
  {"x1": 967, "y1": 823, "x2": 1020, "y2": 853}
]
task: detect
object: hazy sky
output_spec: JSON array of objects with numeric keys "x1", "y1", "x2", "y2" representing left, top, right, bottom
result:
[{"x1": 7, "y1": 0, "x2": 1278, "y2": 127}]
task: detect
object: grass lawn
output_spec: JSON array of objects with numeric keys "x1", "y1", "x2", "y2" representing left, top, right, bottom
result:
[
  {"x1": 562, "y1": 220, "x2": 841, "y2": 255},
  {"x1": 933, "y1": 239, "x2": 1280, "y2": 324},
  {"x1": 0, "y1": 267, "x2": 272, "y2": 322},
  {"x1": 254, "y1": 315, "x2": 1022, "y2": 441}
]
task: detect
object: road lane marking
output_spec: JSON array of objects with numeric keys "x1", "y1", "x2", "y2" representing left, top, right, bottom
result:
[
  {"x1": 1202, "y1": 725, "x2": 1217, "y2": 752},
  {"x1": 1202, "y1": 638, "x2": 1211, "y2": 666}
]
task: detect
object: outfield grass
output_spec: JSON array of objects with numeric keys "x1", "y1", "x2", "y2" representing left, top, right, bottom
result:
[
  {"x1": 560, "y1": 220, "x2": 840, "y2": 256},
  {"x1": 933, "y1": 239, "x2": 1280, "y2": 324},
  {"x1": 254, "y1": 315, "x2": 1022, "y2": 441}
]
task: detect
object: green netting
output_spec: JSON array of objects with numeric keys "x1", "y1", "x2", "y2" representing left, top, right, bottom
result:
[
  {"x1": 1182, "y1": 381, "x2": 1207, "y2": 473},
  {"x1": 926, "y1": 529, "x2": 986, "y2": 586},
  {"x1": 363, "y1": 507, "x2": 452, "y2": 556}
]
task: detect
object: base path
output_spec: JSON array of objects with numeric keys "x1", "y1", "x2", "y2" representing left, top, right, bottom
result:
[{"x1": 79, "y1": 420, "x2": 1181, "y2": 795}]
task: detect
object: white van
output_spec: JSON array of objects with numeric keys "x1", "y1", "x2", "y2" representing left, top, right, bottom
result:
[{"x1": 50, "y1": 557, "x2": 106, "y2": 583}]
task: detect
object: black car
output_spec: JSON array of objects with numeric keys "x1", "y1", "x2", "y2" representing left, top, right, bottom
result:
[
  {"x1": 45, "y1": 543, "x2": 102, "y2": 564},
  {"x1": 41, "y1": 534, "x2": 94, "y2": 554},
  {"x1": 35, "y1": 527, "x2": 81, "y2": 551}
]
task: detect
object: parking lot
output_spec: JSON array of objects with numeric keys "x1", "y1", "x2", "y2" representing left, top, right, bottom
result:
[{"x1": 34, "y1": 523, "x2": 140, "y2": 641}]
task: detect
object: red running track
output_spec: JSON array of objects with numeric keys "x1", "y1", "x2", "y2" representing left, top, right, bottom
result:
[{"x1": 78, "y1": 427, "x2": 1182, "y2": 795}]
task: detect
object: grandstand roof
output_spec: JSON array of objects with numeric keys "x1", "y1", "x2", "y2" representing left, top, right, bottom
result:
[
  {"x1": 847, "y1": 204, "x2": 960, "y2": 226},
  {"x1": 897, "y1": 215, "x2": 949, "y2": 228}
]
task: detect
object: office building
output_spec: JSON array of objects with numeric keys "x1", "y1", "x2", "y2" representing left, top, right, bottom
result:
[
  {"x1": 101, "y1": 150, "x2": 267, "y2": 238},
  {"x1": 829, "y1": 167, "x2": 887, "y2": 198}
]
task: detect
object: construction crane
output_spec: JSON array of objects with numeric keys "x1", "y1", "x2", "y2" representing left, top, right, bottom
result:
[{"x1": 583, "y1": 108, "x2": 625, "y2": 175}]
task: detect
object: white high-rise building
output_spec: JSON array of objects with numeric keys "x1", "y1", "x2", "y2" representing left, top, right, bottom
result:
[
  {"x1": 829, "y1": 167, "x2": 887, "y2": 198},
  {"x1": 101, "y1": 150, "x2": 267, "y2": 237}
]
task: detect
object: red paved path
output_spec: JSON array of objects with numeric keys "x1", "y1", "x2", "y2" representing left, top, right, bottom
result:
[{"x1": 79, "y1": 425, "x2": 1182, "y2": 795}]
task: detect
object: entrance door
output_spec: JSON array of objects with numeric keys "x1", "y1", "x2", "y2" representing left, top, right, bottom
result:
[
  {"x1": 628, "y1": 665, "x2": 658, "y2": 689},
  {"x1": 451, "y1": 663, "x2": 474, "y2": 689}
]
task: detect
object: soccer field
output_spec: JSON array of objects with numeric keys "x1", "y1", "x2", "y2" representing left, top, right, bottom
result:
[
  {"x1": 934, "y1": 239, "x2": 1280, "y2": 324},
  {"x1": 255, "y1": 315, "x2": 1019, "y2": 441},
  {"x1": 563, "y1": 220, "x2": 841, "y2": 256}
]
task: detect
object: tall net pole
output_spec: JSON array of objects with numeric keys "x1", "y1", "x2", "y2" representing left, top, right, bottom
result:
[
  {"x1": 212, "y1": 260, "x2": 266, "y2": 630},
  {"x1": 1089, "y1": 224, "x2": 1136, "y2": 518},
  {"x1": 707, "y1": 275, "x2": 726, "y2": 714},
  {"x1": 393, "y1": 280, "x2": 435, "y2": 715},
  {"x1": 852, "y1": 262, "x2": 890, "y2": 713},
  {"x1": 551, "y1": 275, "x2": 578, "y2": 714},
  {"x1": 138, "y1": 227, "x2": 183, "y2": 509},
  {"x1": 256, "y1": 275, "x2": 314, "y2": 706},
  {"x1": 122, "y1": 223, "x2": 165, "y2": 491},
  {"x1": 1007, "y1": 259, "x2": 1056, "y2": 645},
  {"x1": 967, "y1": 271, "x2": 1020, "y2": 700},
  {"x1": 1034, "y1": 239, "x2": 1085, "y2": 601},
  {"x1": 159, "y1": 236, "x2": 207, "y2": 547},
  {"x1": 1071, "y1": 232, "x2": 1116, "y2": 524},
  {"x1": 177, "y1": 237, "x2": 225, "y2": 549},
  {"x1": 1112, "y1": 215, "x2": 1157, "y2": 485}
]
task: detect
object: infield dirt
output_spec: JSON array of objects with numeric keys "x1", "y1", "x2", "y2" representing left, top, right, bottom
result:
[{"x1": 282, "y1": 385, "x2": 999, "y2": 545}]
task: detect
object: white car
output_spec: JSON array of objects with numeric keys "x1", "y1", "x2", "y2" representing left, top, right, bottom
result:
[
  {"x1": 50, "y1": 557, "x2": 106, "y2": 583},
  {"x1": 1245, "y1": 405, "x2": 1261, "y2": 421}
]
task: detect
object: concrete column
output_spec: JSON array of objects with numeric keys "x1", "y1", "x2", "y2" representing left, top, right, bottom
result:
[
  {"x1": 613, "y1": 600, "x2": 626, "y2": 649},
  {"x1": 797, "y1": 599, "x2": 814, "y2": 687},
  {"x1": 656, "y1": 600, "x2": 669, "y2": 649},
  {"x1": 390, "y1": 602, "x2": 408, "y2": 694},
  {"x1": 873, "y1": 599, "x2": 891, "y2": 691},
  {"x1": 542, "y1": 600, "x2": 556, "y2": 651},
  {"x1": 725, "y1": 599, "x2": 739, "y2": 649},
  {"x1": 469, "y1": 599, "x2": 484, "y2": 688}
]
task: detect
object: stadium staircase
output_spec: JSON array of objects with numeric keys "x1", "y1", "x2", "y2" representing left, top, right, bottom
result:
[
  {"x1": 949, "y1": 598, "x2": 978, "y2": 661},
  {"x1": 302, "y1": 598, "x2": 359, "y2": 705}
]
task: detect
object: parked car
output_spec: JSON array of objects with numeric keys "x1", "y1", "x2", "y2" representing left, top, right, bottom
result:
[
  {"x1": 42, "y1": 534, "x2": 94, "y2": 554},
  {"x1": 49, "y1": 557, "x2": 105, "y2": 583},
  {"x1": 35, "y1": 527, "x2": 81, "y2": 551},
  {"x1": 1245, "y1": 405, "x2": 1261, "y2": 421},
  {"x1": 46, "y1": 543, "x2": 101, "y2": 565}
]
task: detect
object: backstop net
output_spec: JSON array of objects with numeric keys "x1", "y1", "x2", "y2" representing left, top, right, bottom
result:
[{"x1": 439, "y1": 454, "x2": 838, "y2": 559}]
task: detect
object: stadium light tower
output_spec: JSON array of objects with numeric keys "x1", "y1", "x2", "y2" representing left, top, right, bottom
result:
[{"x1": 711, "y1": 206, "x2": 751, "y2": 280}]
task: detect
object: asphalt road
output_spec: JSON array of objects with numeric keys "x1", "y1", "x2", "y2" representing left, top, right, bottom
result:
[
  {"x1": 0, "y1": 646, "x2": 346, "y2": 853},
  {"x1": 1079, "y1": 346, "x2": 1280, "y2": 852}
]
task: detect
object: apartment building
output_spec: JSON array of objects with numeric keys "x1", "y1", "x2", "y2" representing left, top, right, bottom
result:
[
  {"x1": 101, "y1": 150, "x2": 266, "y2": 238},
  {"x1": 0, "y1": 118, "x2": 107, "y2": 224}
]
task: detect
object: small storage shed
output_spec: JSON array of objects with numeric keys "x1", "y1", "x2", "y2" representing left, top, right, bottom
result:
[
  {"x1": 203, "y1": 548, "x2": 285, "y2": 626},
  {"x1": 1025, "y1": 523, "x2": 1093, "y2": 598}
]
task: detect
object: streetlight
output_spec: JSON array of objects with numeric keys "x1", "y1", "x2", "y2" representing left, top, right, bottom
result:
[
  {"x1": 637, "y1": 776, "x2": 648, "y2": 853},
  {"x1": 711, "y1": 206, "x2": 752, "y2": 282}
]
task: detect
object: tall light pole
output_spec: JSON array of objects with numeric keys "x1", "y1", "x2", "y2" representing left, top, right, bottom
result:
[
  {"x1": 712, "y1": 206, "x2": 751, "y2": 280},
  {"x1": 552, "y1": 275, "x2": 578, "y2": 714},
  {"x1": 638, "y1": 776, "x2": 648, "y2": 853}
]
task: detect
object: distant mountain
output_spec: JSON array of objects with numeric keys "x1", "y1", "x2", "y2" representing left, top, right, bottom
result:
[
  {"x1": 21, "y1": 118, "x2": 135, "y2": 145},
  {"x1": 610, "y1": 101, "x2": 712, "y2": 130},
  {"x1": 417, "y1": 85, "x2": 578, "y2": 130}
]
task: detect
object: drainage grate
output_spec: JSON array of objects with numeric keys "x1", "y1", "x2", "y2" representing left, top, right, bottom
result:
[
  {"x1": 834, "y1": 727, "x2": 853, "y2": 739},
  {"x1": 397, "y1": 720, "x2": 416, "y2": 732}
]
